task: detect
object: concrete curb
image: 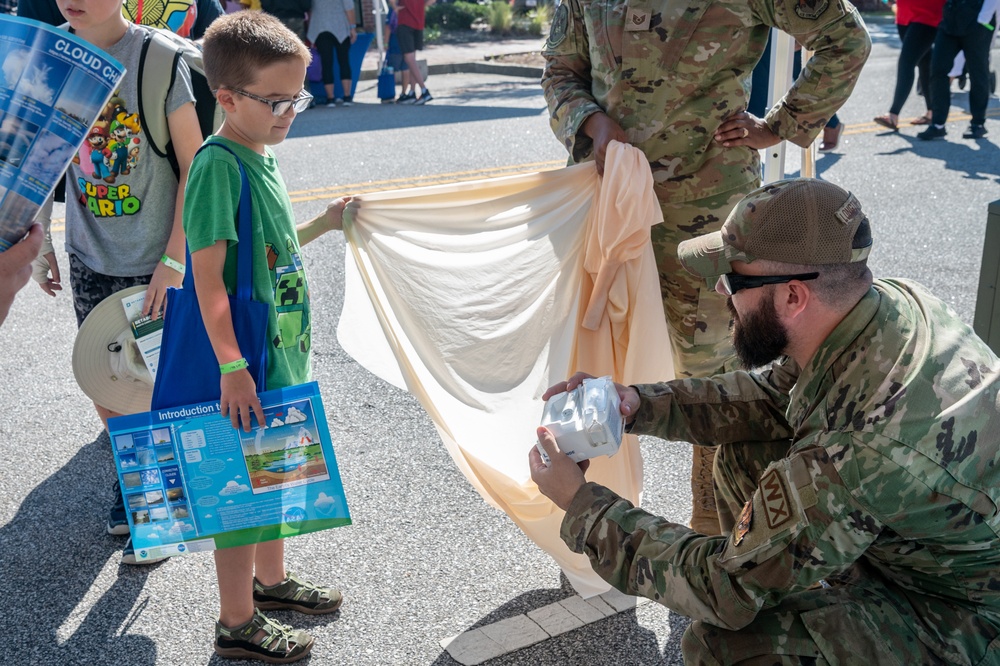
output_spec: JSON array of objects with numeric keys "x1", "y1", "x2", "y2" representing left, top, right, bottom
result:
[{"x1": 359, "y1": 61, "x2": 543, "y2": 81}]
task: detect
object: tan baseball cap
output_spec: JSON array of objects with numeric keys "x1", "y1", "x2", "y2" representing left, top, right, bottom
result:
[{"x1": 678, "y1": 178, "x2": 873, "y2": 279}]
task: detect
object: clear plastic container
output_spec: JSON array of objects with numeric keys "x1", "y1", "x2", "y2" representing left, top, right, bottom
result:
[{"x1": 537, "y1": 375, "x2": 624, "y2": 463}]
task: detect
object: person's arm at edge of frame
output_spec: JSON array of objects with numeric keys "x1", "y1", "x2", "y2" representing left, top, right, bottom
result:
[
  {"x1": 540, "y1": 0, "x2": 622, "y2": 173},
  {"x1": 755, "y1": 0, "x2": 872, "y2": 148},
  {"x1": 0, "y1": 224, "x2": 44, "y2": 326},
  {"x1": 143, "y1": 100, "x2": 202, "y2": 319}
]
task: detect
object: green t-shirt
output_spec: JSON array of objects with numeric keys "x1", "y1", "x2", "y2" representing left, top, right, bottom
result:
[{"x1": 183, "y1": 136, "x2": 311, "y2": 389}]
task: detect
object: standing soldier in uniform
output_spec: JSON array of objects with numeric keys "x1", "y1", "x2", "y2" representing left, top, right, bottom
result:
[
  {"x1": 541, "y1": 0, "x2": 871, "y2": 534},
  {"x1": 530, "y1": 179, "x2": 1000, "y2": 664}
]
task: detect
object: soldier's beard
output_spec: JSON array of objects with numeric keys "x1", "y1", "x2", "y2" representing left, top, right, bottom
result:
[{"x1": 727, "y1": 294, "x2": 788, "y2": 370}]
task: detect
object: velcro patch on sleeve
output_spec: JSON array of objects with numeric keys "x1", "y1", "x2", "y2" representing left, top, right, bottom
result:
[
  {"x1": 759, "y1": 468, "x2": 793, "y2": 530},
  {"x1": 719, "y1": 461, "x2": 809, "y2": 568}
]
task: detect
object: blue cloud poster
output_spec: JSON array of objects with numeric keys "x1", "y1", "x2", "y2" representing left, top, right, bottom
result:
[
  {"x1": 0, "y1": 15, "x2": 125, "y2": 250},
  {"x1": 108, "y1": 382, "x2": 351, "y2": 561}
]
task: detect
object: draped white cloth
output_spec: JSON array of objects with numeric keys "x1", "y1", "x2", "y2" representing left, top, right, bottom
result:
[{"x1": 338, "y1": 142, "x2": 673, "y2": 596}]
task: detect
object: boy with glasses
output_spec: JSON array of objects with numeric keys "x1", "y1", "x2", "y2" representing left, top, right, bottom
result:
[{"x1": 187, "y1": 11, "x2": 349, "y2": 662}]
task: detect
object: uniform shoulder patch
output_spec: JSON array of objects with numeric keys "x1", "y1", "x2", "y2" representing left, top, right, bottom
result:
[
  {"x1": 733, "y1": 500, "x2": 752, "y2": 545},
  {"x1": 547, "y1": 3, "x2": 570, "y2": 48},
  {"x1": 794, "y1": 0, "x2": 829, "y2": 19},
  {"x1": 759, "y1": 468, "x2": 793, "y2": 529}
]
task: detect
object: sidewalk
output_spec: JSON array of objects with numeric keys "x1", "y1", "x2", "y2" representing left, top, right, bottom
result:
[{"x1": 359, "y1": 34, "x2": 546, "y2": 80}]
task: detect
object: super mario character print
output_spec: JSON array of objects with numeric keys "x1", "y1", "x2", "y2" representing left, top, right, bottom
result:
[
  {"x1": 123, "y1": 0, "x2": 199, "y2": 39},
  {"x1": 78, "y1": 94, "x2": 142, "y2": 217}
]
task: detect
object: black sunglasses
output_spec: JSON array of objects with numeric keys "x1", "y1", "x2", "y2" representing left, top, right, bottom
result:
[{"x1": 718, "y1": 272, "x2": 819, "y2": 295}]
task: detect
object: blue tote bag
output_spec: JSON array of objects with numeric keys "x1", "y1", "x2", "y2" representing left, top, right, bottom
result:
[{"x1": 151, "y1": 143, "x2": 269, "y2": 410}]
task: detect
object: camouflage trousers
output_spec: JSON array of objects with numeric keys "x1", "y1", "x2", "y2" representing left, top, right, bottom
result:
[
  {"x1": 681, "y1": 440, "x2": 946, "y2": 665},
  {"x1": 69, "y1": 254, "x2": 152, "y2": 327},
  {"x1": 653, "y1": 185, "x2": 750, "y2": 534},
  {"x1": 652, "y1": 185, "x2": 751, "y2": 379}
]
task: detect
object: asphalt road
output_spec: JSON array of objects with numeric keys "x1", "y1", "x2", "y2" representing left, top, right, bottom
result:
[{"x1": 1, "y1": 15, "x2": 998, "y2": 666}]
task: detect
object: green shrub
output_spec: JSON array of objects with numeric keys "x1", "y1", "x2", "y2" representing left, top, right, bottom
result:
[
  {"x1": 526, "y1": 3, "x2": 550, "y2": 35},
  {"x1": 486, "y1": 1, "x2": 513, "y2": 34},
  {"x1": 426, "y1": 1, "x2": 487, "y2": 30}
]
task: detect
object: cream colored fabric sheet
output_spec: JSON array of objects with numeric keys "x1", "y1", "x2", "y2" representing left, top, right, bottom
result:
[{"x1": 338, "y1": 142, "x2": 674, "y2": 597}]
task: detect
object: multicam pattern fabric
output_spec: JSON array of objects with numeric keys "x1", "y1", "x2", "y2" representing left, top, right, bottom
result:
[
  {"x1": 560, "y1": 279, "x2": 1000, "y2": 663},
  {"x1": 541, "y1": 0, "x2": 872, "y2": 205}
]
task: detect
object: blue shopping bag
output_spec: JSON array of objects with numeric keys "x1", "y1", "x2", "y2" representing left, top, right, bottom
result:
[
  {"x1": 378, "y1": 65, "x2": 396, "y2": 101},
  {"x1": 151, "y1": 143, "x2": 268, "y2": 410}
]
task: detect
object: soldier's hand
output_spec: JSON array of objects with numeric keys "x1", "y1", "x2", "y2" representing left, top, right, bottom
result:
[
  {"x1": 617, "y1": 383, "x2": 640, "y2": 423},
  {"x1": 529, "y1": 426, "x2": 589, "y2": 510},
  {"x1": 581, "y1": 113, "x2": 629, "y2": 176},
  {"x1": 715, "y1": 112, "x2": 781, "y2": 149}
]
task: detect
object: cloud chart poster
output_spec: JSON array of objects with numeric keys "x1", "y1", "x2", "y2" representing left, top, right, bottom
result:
[
  {"x1": 0, "y1": 15, "x2": 125, "y2": 250},
  {"x1": 108, "y1": 382, "x2": 352, "y2": 562}
]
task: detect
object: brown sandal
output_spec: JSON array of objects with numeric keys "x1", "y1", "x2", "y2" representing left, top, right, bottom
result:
[
  {"x1": 820, "y1": 123, "x2": 844, "y2": 152},
  {"x1": 910, "y1": 114, "x2": 932, "y2": 125},
  {"x1": 873, "y1": 114, "x2": 898, "y2": 131}
]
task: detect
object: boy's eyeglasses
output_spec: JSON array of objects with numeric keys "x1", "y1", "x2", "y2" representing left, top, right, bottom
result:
[
  {"x1": 224, "y1": 87, "x2": 313, "y2": 116},
  {"x1": 718, "y1": 272, "x2": 819, "y2": 296}
]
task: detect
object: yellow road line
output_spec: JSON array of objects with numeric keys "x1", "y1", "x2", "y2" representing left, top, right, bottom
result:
[
  {"x1": 47, "y1": 112, "x2": 999, "y2": 230},
  {"x1": 845, "y1": 108, "x2": 1000, "y2": 135}
]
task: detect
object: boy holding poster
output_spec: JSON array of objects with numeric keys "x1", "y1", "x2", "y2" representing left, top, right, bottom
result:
[
  {"x1": 185, "y1": 11, "x2": 349, "y2": 664},
  {"x1": 39, "y1": 0, "x2": 203, "y2": 565}
]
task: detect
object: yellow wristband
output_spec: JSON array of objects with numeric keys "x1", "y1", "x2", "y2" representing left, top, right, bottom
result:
[
  {"x1": 160, "y1": 254, "x2": 185, "y2": 274},
  {"x1": 220, "y1": 357, "x2": 249, "y2": 374}
]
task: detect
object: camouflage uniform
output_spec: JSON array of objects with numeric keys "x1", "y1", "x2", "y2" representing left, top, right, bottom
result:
[
  {"x1": 560, "y1": 279, "x2": 1000, "y2": 664},
  {"x1": 541, "y1": 0, "x2": 871, "y2": 372},
  {"x1": 542, "y1": 0, "x2": 871, "y2": 534}
]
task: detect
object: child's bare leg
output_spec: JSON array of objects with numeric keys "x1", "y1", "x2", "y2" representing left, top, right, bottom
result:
[
  {"x1": 254, "y1": 538, "x2": 286, "y2": 586},
  {"x1": 216, "y1": 544, "x2": 257, "y2": 627},
  {"x1": 95, "y1": 402, "x2": 119, "y2": 432}
]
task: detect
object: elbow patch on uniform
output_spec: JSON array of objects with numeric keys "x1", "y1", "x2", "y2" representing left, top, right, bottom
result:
[
  {"x1": 718, "y1": 456, "x2": 818, "y2": 570},
  {"x1": 546, "y1": 2, "x2": 570, "y2": 49},
  {"x1": 779, "y1": 0, "x2": 848, "y2": 33}
]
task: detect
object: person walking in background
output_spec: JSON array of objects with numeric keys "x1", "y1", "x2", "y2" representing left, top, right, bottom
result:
[
  {"x1": 308, "y1": 0, "x2": 358, "y2": 106},
  {"x1": 392, "y1": 0, "x2": 435, "y2": 104},
  {"x1": 919, "y1": 0, "x2": 998, "y2": 140},
  {"x1": 385, "y1": 5, "x2": 410, "y2": 103},
  {"x1": 874, "y1": 0, "x2": 945, "y2": 131},
  {"x1": 260, "y1": 0, "x2": 309, "y2": 40},
  {"x1": 541, "y1": 0, "x2": 870, "y2": 534}
]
